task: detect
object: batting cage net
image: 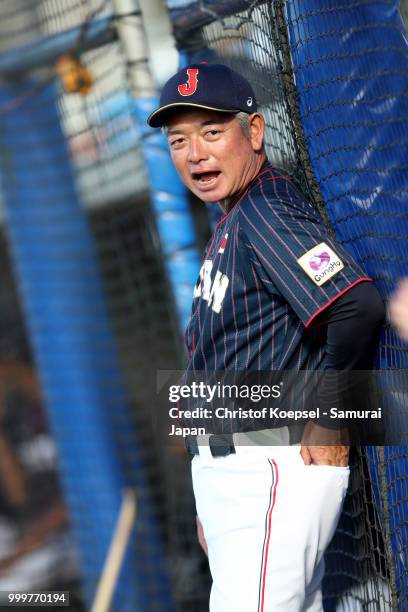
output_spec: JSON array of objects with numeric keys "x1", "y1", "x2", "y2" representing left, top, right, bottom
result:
[
  {"x1": 168, "y1": 1, "x2": 408, "y2": 609},
  {"x1": 0, "y1": 0, "x2": 406, "y2": 611}
]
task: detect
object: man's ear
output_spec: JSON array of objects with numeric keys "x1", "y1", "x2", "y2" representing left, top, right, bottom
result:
[{"x1": 248, "y1": 113, "x2": 265, "y2": 152}]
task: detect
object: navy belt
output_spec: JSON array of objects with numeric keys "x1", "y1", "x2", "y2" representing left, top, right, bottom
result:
[{"x1": 186, "y1": 434, "x2": 236, "y2": 457}]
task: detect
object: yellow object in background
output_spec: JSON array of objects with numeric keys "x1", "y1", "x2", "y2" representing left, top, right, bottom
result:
[{"x1": 55, "y1": 54, "x2": 93, "y2": 95}]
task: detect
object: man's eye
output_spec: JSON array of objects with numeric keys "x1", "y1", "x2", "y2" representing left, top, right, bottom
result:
[
  {"x1": 206, "y1": 130, "x2": 220, "y2": 137},
  {"x1": 170, "y1": 138, "x2": 185, "y2": 148}
]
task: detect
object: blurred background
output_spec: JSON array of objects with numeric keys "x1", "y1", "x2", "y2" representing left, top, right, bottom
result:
[{"x1": 0, "y1": 1, "x2": 407, "y2": 610}]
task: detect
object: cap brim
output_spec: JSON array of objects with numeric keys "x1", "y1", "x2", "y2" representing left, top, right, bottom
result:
[{"x1": 147, "y1": 102, "x2": 240, "y2": 128}]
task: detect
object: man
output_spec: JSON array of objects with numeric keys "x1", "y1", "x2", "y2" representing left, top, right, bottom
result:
[{"x1": 148, "y1": 64, "x2": 385, "y2": 611}]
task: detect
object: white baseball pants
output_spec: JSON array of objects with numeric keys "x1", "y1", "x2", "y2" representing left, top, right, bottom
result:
[{"x1": 191, "y1": 444, "x2": 349, "y2": 612}]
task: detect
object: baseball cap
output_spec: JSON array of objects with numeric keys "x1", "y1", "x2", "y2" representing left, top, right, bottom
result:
[{"x1": 147, "y1": 63, "x2": 257, "y2": 128}]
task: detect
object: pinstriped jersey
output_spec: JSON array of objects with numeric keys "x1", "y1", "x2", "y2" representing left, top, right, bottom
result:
[{"x1": 185, "y1": 163, "x2": 370, "y2": 372}]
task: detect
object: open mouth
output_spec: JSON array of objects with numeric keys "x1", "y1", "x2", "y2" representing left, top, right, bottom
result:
[{"x1": 192, "y1": 171, "x2": 221, "y2": 186}]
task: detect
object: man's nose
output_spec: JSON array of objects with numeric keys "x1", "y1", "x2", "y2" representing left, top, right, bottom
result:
[{"x1": 188, "y1": 137, "x2": 207, "y2": 163}]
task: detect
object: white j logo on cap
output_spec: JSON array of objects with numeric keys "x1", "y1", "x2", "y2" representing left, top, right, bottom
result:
[{"x1": 246, "y1": 97, "x2": 253, "y2": 107}]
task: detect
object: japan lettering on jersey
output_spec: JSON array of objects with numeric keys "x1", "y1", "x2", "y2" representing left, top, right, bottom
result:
[{"x1": 194, "y1": 233, "x2": 230, "y2": 313}]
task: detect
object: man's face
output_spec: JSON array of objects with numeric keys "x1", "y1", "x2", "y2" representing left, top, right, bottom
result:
[{"x1": 165, "y1": 109, "x2": 263, "y2": 204}]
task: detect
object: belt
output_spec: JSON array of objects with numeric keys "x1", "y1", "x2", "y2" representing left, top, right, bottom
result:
[
  {"x1": 186, "y1": 433, "x2": 235, "y2": 457},
  {"x1": 186, "y1": 427, "x2": 294, "y2": 457}
]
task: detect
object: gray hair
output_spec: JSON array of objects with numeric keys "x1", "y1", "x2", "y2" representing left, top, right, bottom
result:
[{"x1": 235, "y1": 111, "x2": 251, "y2": 139}]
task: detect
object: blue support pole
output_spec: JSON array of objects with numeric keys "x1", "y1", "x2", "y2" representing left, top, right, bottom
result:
[
  {"x1": 135, "y1": 99, "x2": 201, "y2": 331},
  {"x1": 0, "y1": 80, "x2": 172, "y2": 611}
]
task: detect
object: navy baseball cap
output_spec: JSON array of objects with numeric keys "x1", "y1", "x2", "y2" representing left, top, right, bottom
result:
[{"x1": 147, "y1": 63, "x2": 257, "y2": 128}]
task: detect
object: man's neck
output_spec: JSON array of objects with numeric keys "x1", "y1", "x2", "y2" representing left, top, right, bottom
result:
[{"x1": 218, "y1": 153, "x2": 268, "y2": 214}]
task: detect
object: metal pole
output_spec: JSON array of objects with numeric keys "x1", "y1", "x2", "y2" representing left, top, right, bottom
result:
[{"x1": 112, "y1": 0, "x2": 155, "y2": 97}]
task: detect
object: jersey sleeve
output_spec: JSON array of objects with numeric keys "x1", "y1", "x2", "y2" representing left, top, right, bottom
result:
[{"x1": 238, "y1": 179, "x2": 371, "y2": 328}]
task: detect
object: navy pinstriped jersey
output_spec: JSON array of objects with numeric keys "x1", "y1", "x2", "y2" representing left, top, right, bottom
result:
[{"x1": 185, "y1": 162, "x2": 370, "y2": 372}]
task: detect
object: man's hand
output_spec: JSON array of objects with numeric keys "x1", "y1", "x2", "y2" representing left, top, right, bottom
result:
[
  {"x1": 300, "y1": 421, "x2": 349, "y2": 466},
  {"x1": 388, "y1": 278, "x2": 408, "y2": 342},
  {"x1": 196, "y1": 516, "x2": 208, "y2": 556}
]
